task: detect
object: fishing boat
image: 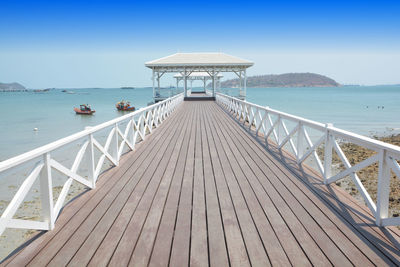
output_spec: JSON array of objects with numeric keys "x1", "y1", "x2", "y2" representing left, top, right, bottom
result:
[
  {"x1": 116, "y1": 100, "x2": 135, "y2": 111},
  {"x1": 74, "y1": 104, "x2": 95, "y2": 115}
]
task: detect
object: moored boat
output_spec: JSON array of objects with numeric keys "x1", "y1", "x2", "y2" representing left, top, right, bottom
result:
[
  {"x1": 74, "y1": 104, "x2": 95, "y2": 115},
  {"x1": 116, "y1": 100, "x2": 135, "y2": 111}
]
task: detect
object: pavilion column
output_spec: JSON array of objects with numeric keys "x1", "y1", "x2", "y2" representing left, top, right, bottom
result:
[
  {"x1": 239, "y1": 71, "x2": 243, "y2": 97},
  {"x1": 152, "y1": 69, "x2": 155, "y2": 100},
  {"x1": 244, "y1": 68, "x2": 247, "y2": 99},
  {"x1": 184, "y1": 69, "x2": 188, "y2": 98},
  {"x1": 176, "y1": 79, "x2": 179, "y2": 95},
  {"x1": 212, "y1": 69, "x2": 216, "y2": 97},
  {"x1": 203, "y1": 77, "x2": 206, "y2": 93},
  {"x1": 157, "y1": 72, "x2": 160, "y2": 98}
]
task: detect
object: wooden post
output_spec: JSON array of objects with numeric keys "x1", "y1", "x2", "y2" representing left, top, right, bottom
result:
[
  {"x1": 323, "y1": 123, "x2": 333, "y2": 184},
  {"x1": 157, "y1": 72, "x2": 160, "y2": 99},
  {"x1": 184, "y1": 69, "x2": 187, "y2": 98},
  {"x1": 212, "y1": 68, "x2": 216, "y2": 97},
  {"x1": 297, "y1": 122, "x2": 304, "y2": 162},
  {"x1": 152, "y1": 69, "x2": 155, "y2": 100},
  {"x1": 88, "y1": 133, "x2": 96, "y2": 186},
  {"x1": 376, "y1": 149, "x2": 390, "y2": 226},
  {"x1": 277, "y1": 115, "x2": 281, "y2": 145},
  {"x1": 40, "y1": 153, "x2": 54, "y2": 229},
  {"x1": 239, "y1": 71, "x2": 242, "y2": 97},
  {"x1": 114, "y1": 123, "x2": 119, "y2": 165},
  {"x1": 244, "y1": 68, "x2": 247, "y2": 99}
]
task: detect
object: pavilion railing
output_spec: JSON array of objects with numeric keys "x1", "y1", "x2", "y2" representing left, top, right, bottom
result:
[
  {"x1": 216, "y1": 93, "x2": 400, "y2": 226},
  {"x1": 0, "y1": 93, "x2": 184, "y2": 235}
]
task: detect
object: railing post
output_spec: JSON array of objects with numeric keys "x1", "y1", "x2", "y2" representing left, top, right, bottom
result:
[
  {"x1": 114, "y1": 123, "x2": 119, "y2": 165},
  {"x1": 88, "y1": 133, "x2": 96, "y2": 187},
  {"x1": 141, "y1": 111, "x2": 146, "y2": 138},
  {"x1": 376, "y1": 149, "x2": 391, "y2": 226},
  {"x1": 297, "y1": 122, "x2": 304, "y2": 162},
  {"x1": 40, "y1": 152, "x2": 55, "y2": 229},
  {"x1": 131, "y1": 117, "x2": 135, "y2": 150},
  {"x1": 277, "y1": 115, "x2": 281, "y2": 145},
  {"x1": 324, "y1": 123, "x2": 333, "y2": 184}
]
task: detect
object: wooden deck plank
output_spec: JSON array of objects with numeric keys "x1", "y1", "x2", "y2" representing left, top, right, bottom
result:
[
  {"x1": 215, "y1": 102, "x2": 400, "y2": 265},
  {"x1": 5, "y1": 105, "x2": 184, "y2": 267},
  {"x1": 212, "y1": 102, "x2": 376, "y2": 266},
  {"x1": 211, "y1": 103, "x2": 359, "y2": 266},
  {"x1": 39, "y1": 105, "x2": 190, "y2": 267},
  {"x1": 204, "y1": 103, "x2": 271, "y2": 266},
  {"x1": 208, "y1": 103, "x2": 333, "y2": 266},
  {"x1": 213, "y1": 102, "x2": 399, "y2": 265},
  {"x1": 66, "y1": 106, "x2": 193, "y2": 267},
  {"x1": 199, "y1": 103, "x2": 230, "y2": 267},
  {"x1": 208, "y1": 104, "x2": 313, "y2": 266},
  {"x1": 202, "y1": 104, "x2": 251, "y2": 267},
  {"x1": 148, "y1": 104, "x2": 196, "y2": 267},
  {"x1": 99, "y1": 105, "x2": 191, "y2": 267},
  {"x1": 205, "y1": 102, "x2": 304, "y2": 266},
  {"x1": 3, "y1": 111, "x2": 181, "y2": 266},
  {"x1": 128, "y1": 104, "x2": 194, "y2": 266},
  {"x1": 4, "y1": 100, "x2": 400, "y2": 267},
  {"x1": 190, "y1": 103, "x2": 209, "y2": 266},
  {"x1": 168, "y1": 104, "x2": 197, "y2": 267}
]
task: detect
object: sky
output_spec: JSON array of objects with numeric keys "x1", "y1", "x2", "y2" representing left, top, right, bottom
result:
[{"x1": 0, "y1": 0, "x2": 399, "y2": 88}]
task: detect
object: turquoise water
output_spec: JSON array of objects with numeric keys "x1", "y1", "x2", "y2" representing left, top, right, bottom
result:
[
  {"x1": 244, "y1": 86, "x2": 400, "y2": 136},
  {"x1": 0, "y1": 86, "x2": 399, "y2": 160}
]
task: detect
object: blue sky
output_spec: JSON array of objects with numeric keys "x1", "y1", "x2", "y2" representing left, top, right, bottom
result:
[{"x1": 0, "y1": 0, "x2": 399, "y2": 88}]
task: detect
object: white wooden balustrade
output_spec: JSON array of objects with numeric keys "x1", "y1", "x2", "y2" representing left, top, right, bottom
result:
[
  {"x1": 216, "y1": 93, "x2": 400, "y2": 227},
  {"x1": 0, "y1": 93, "x2": 183, "y2": 235}
]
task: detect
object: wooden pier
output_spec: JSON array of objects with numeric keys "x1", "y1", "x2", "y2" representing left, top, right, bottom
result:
[{"x1": 4, "y1": 100, "x2": 400, "y2": 266}]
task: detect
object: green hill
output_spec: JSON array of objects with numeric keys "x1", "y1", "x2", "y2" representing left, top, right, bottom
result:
[
  {"x1": 220, "y1": 73, "x2": 339, "y2": 88},
  {"x1": 0, "y1": 82, "x2": 26, "y2": 91}
]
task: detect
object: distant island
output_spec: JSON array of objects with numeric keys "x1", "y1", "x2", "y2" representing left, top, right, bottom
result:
[
  {"x1": 219, "y1": 73, "x2": 340, "y2": 88},
  {"x1": 0, "y1": 82, "x2": 27, "y2": 92}
]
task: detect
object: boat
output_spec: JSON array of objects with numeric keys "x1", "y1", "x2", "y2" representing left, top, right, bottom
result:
[
  {"x1": 33, "y1": 88, "x2": 51, "y2": 93},
  {"x1": 74, "y1": 104, "x2": 95, "y2": 115},
  {"x1": 116, "y1": 100, "x2": 135, "y2": 111}
]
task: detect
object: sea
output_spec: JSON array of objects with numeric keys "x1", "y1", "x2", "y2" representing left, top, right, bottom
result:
[{"x1": 0, "y1": 85, "x2": 399, "y2": 161}]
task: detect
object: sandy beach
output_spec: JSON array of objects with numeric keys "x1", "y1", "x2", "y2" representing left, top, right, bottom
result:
[{"x1": 0, "y1": 181, "x2": 87, "y2": 261}]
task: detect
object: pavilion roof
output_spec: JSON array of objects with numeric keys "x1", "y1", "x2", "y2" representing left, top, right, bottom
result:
[{"x1": 145, "y1": 53, "x2": 253, "y2": 67}]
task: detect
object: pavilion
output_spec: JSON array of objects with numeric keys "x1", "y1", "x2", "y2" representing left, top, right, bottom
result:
[{"x1": 145, "y1": 52, "x2": 254, "y2": 102}]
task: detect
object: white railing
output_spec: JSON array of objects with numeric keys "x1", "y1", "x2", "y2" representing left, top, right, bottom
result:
[
  {"x1": 216, "y1": 93, "x2": 400, "y2": 226},
  {"x1": 0, "y1": 93, "x2": 184, "y2": 235}
]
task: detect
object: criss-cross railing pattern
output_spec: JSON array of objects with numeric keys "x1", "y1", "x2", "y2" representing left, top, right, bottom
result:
[
  {"x1": 0, "y1": 93, "x2": 183, "y2": 235},
  {"x1": 216, "y1": 93, "x2": 400, "y2": 226}
]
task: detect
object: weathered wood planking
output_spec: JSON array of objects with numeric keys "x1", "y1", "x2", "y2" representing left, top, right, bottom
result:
[{"x1": 4, "y1": 100, "x2": 400, "y2": 267}]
